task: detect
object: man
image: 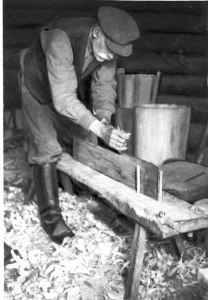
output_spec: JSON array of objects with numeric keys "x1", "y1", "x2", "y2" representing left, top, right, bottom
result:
[{"x1": 20, "y1": 6, "x2": 140, "y2": 244}]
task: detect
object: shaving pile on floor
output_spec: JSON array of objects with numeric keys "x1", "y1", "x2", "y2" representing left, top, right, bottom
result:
[{"x1": 4, "y1": 138, "x2": 208, "y2": 300}]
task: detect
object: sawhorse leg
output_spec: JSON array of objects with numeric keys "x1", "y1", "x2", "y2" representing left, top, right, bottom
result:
[
  {"x1": 124, "y1": 165, "x2": 162, "y2": 300},
  {"x1": 124, "y1": 223, "x2": 147, "y2": 300}
]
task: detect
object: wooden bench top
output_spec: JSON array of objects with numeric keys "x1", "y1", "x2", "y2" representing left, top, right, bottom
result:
[{"x1": 57, "y1": 153, "x2": 208, "y2": 239}]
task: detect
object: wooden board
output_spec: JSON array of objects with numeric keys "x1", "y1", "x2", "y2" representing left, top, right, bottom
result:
[
  {"x1": 161, "y1": 161, "x2": 208, "y2": 202},
  {"x1": 57, "y1": 154, "x2": 208, "y2": 238},
  {"x1": 73, "y1": 138, "x2": 159, "y2": 200}
]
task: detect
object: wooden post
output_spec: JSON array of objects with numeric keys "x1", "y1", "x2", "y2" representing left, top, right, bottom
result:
[
  {"x1": 124, "y1": 167, "x2": 163, "y2": 299},
  {"x1": 151, "y1": 71, "x2": 161, "y2": 103},
  {"x1": 124, "y1": 166, "x2": 147, "y2": 300},
  {"x1": 58, "y1": 170, "x2": 75, "y2": 195}
]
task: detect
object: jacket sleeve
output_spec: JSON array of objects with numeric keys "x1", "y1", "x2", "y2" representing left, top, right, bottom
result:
[
  {"x1": 41, "y1": 28, "x2": 97, "y2": 130},
  {"x1": 91, "y1": 58, "x2": 117, "y2": 123}
]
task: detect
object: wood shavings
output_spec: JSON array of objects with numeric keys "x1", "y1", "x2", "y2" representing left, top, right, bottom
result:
[
  {"x1": 4, "y1": 145, "x2": 208, "y2": 300},
  {"x1": 5, "y1": 186, "x2": 208, "y2": 300}
]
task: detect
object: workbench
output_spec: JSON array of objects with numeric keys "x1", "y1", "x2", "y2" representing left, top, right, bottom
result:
[{"x1": 57, "y1": 146, "x2": 208, "y2": 300}]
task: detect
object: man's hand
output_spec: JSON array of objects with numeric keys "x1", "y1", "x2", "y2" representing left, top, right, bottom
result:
[
  {"x1": 89, "y1": 120, "x2": 130, "y2": 152},
  {"x1": 100, "y1": 125, "x2": 130, "y2": 152}
]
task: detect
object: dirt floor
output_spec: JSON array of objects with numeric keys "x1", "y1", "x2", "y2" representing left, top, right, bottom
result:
[{"x1": 4, "y1": 130, "x2": 208, "y2": 300}]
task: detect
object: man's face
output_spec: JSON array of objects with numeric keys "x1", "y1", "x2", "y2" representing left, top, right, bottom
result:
[{"x1": 92, "y1": 27, "x2": 115, "y2": 62}]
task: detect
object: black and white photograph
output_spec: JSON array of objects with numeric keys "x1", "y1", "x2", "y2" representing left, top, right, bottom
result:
[{"x1": 3, "y1": 0, "x2": 208, "y2": 299}]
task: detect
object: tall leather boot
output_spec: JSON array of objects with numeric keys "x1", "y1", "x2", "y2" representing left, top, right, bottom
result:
[{"x1": 33, "y1": 163, "x2": 75, "y2": 244}]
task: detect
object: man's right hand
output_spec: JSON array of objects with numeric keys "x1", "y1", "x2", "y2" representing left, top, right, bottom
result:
[{"x1": 89, "y1": 120, "x2": 130, "y2": 152}]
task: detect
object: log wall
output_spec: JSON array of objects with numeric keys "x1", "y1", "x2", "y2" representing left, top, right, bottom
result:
[{"x1": 3, "y1": 0, "x2": 208, "y2": 156}]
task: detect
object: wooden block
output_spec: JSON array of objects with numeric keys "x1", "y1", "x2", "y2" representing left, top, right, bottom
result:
[
  {"x1": 161, "y1": 161, "x2": 208, "y2": 202},
  {"x1": 73, "y1": 138, "x2": 159, "y2": 200}
]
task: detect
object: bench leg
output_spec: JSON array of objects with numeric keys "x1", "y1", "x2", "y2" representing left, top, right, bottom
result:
[
  {"x1": 124, "y1": 224, "x2": 147, "y2": 300},
  {"x1": 58, "y1": 170, "x2": 75, "y2": 195}
]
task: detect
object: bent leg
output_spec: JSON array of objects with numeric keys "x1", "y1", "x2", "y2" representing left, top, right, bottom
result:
[{"x1": 20, "y1": 51, "x2": 74, "y2": 244}]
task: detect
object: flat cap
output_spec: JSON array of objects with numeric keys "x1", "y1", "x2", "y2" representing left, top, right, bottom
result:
[{"x1": 97, "y1": 6, "x2": 140, "y2": 57}]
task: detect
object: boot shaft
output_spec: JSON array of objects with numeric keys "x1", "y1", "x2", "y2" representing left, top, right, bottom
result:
[{"x1": 33, "y1": 163, "x2": 59, "y2": 213}]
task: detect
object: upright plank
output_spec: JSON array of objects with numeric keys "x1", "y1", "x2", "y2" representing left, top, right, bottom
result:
[
  {"x1": 123, "y1": 74, "x2": 136, "y2": 108},
  {"x1": 73, "y1": 138, "x2": 159, "y2": 200}
]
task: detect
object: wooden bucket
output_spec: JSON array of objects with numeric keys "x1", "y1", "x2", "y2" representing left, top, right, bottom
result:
[{"x1": 134, "y1": 104, "x2": 191, "y2": 165}]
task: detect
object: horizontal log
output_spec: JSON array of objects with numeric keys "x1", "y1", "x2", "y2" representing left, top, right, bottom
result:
[
  {"x1": 3, "y1": 70, "x2": 208, "y2": 112},
  {"x1": 57, "y1": 153, "x2": 208, "y2": 238},
  {"x1": 4, "y1": 10, "x2": 206, "y2": 34},
  {"x1": 157, "y1": 95, "x2": 208, "y2": 113},
  {"x1": 118, "y1": 53, "x2": 207, "y2": 75},
  {"x1": 160, "y1": 75, "x2": 208, "y2": 97},
  {"x1": 134, "y1": 12, "x2": 206, "y2": 34},
  {"x1": 73, "y1": 138, "x2": 159, "y2": 200},
  {"x1": 4, "y1": 29, "x2": 40, "y2": 48},
  {"x1": 4, "y1": 28, "x2": 206, "y2": 55},
  {"x1": 4, "y1": 47, "x2": 207, "y2": 76},
  {"x1": 134, "y1": 34, "x2": 206, "y2": 55},
  {"x1": 4, "y1": 0, "x2": 205, "y2": 15}
]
